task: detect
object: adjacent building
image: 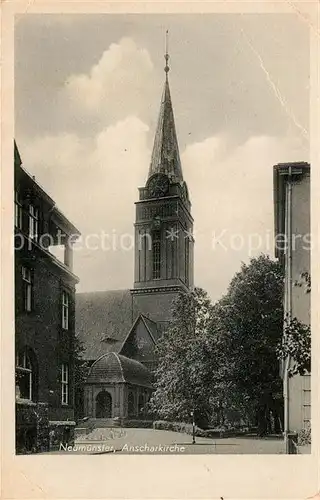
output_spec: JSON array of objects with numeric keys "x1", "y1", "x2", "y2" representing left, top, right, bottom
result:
[
  {"x1": 76, "y1": 55, "x2": 194, "y2": 422},
  {"x1": 14, "y1": 142, "x2": 81, "y2": 452},
  {"x1": 273, "y1": 161, "x2": 311, "y2": 451}
]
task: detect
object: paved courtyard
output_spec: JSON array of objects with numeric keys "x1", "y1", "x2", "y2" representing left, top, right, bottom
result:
[{"x1": 49, "y1": 428, "x2": 285, "y2": 455}]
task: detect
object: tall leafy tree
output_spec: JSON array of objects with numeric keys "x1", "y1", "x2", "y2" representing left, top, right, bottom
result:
[
  {"x1": 149, "y1": 287, "x2": 214, "y2": 426},
  {"x1": 212, "y1": 254, "x2": 284, "y2": 433},
  {"x1": 150, "y1": 255, "x2": 284, "y2": 434}
]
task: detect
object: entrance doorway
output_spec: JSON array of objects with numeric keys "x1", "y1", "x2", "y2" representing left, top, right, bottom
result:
[{"x1": 95, "y1": 391, "x2": 112, "y2": 418}]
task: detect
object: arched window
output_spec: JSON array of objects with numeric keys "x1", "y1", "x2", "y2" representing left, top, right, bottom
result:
[
  {"x1": 152, "y1": 230, "x2": 161, "y2": 279},
  {"x1": 95, "y1": 391, "x2": 112, "y2": 418},
  {"x1": 16, "y1": 348, "x2": 38, "y2": 401},
  {"x1": 138, "y1": 393, "x2": 144, "y2": 417}
]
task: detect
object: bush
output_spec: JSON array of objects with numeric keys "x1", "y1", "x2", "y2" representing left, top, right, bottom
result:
[
  {"x1": 202, "y1": 428, "x2": 226, "y2": 438},
  {"x1": 297, "y1": 425, "x2": 311, "y2": 446},
  {"x1": 153, "y1": 422, "x2": 246, "y2": 439},
  {"x1": 153, "y1": 420, "x2": 206, "y2": 437},
  {"x1": 123, "y1": 419, "x2": 153, "y2": 429}
]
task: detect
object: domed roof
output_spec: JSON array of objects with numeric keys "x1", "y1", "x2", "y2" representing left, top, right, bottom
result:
[{"x1": 87, "y1": 352, "x2": 153, "y2": 388}]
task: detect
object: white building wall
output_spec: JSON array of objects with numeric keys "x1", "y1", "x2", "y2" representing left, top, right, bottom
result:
[{"x1": 287, "y1": 173, "x2": 311, "y2": 433}]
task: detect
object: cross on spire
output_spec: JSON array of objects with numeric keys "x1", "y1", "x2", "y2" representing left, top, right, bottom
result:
[{"x1": 164, "y1": 29, "x2": 170, "y2": 75}]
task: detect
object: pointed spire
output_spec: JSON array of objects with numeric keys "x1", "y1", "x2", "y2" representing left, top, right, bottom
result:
[{"x1": 148, "y1": 32, "x2": 183, "y2": 183}]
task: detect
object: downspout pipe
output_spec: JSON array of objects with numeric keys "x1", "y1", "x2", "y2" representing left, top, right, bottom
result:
[{"x1": 284, "y1": 167, "x2": 293, "y2": 453}]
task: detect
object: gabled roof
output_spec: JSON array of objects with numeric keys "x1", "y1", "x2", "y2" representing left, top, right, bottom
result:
[
  {"x1": 76, "y1": 290, "x2": 133, "y2": 360},
  {"x1": 86, "y1": 352, "x2": 153, "y2": 388},
  {"x1": 148, "y1": 76, "x2": 183, "y2": 183},
  {"x1": 141, "y1": 315, "x2": 161, "y2": 343},
  {"x1": 118, "y1": 313, "x2": 160, "y2": 355}
]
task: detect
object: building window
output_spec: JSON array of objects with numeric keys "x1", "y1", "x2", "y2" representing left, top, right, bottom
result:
[
  {"x1": 152, "y1": 230, "x2": 161, "y2": 279},
  {"x1": 16, "y1": 350, "x2": 33, "y2": 400},
  {"x1": 62, "y1": 291, "x2": 69, "y2": 330},
  {"x1": 29, "y1": 204, "x2": 39, "y2": 241},
  {"x1": 22, "y1": 266, "x2": 32, "y2": 312},
  {"x1": 61, "y1": 363, "x2": 69, "y2": 405},
  {"x1": 14, "y1": 191, "x2": 23, "y2": 230}
]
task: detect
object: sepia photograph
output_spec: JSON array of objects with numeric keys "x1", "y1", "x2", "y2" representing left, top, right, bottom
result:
[{"x1": 13, "y1": 11, "x2": 311, "y2": 458}]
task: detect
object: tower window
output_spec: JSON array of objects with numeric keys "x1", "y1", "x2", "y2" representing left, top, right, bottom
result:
[
  {"x1": 185, "y1": 238, "x2": 189, "y2": 285},
  {"x1": 152, "y1": 230, "x2": 161, "y2": 279}
]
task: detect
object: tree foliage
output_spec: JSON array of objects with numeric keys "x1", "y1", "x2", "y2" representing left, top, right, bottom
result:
[
  {"x1": 277, "y1": 271, "x2": 311, "y2": 377},
  {"x1": 150, "y1": 254, "x2": 285, "y2": 432},
  {"x1": 277, "y1": 317, "x2": 311, "y2": 377},
  {"x1": 74, "y1": 336, "x2": 90, "y2": 388},
  {"x1": 149, "y1": 287, "x2": 214, "y2": 425},
  {"x1": 73, "y1": 335, "x2": 90, "y2": 420},
  {"x1": 212, "y1": 255, "x2": 284, "y2": 431}
]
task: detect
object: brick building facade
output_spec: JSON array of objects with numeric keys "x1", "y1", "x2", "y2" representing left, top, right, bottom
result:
[{"x1": 14, "y1": 141, "x2": 81, "y2": 453}]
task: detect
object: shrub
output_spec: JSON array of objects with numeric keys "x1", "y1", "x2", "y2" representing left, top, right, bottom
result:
[
  {"x1": 123, "y1": 419, "x2": 153, "y2": 429},
  {"x1": 203, "y1": 427, "x2": 245, "y2": 438},
  {"x1": 153, "y1": 422, "x2": 246, "y2": 439},
  {"x1": 153, "y1": 420, "x2": 206, "y2": 437},
  {"x1": 202, "y1": 428, "x2": 226, "y2": 438},
  {"x1": 297, "y1": 425, "x2": 311, "y2": 446}
]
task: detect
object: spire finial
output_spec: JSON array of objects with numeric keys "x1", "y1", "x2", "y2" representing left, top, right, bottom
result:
[{"x1": 164, "y1": 29, "x2": 169, "y2": 75}]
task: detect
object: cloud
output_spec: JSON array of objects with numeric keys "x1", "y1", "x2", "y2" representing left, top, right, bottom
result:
[
  {"x1": 182, "y1": 134, "x2": 309, "y2": 300},
  {"x1": 20, "y1": 127, "x2": 308, "y2": 301},
  {"x1": 64, "y1": 37, "x2": 154, "y2": 123},
  {"x1": 20, "y1": 116, "x2": 150, "y2": 291}
]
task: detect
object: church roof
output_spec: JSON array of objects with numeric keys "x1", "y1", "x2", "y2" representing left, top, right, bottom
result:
[
  {"x1": 76, "y1": 290, "x2": 161, "y2": 361},
  {"x1": 86, "y1": 352, "x2": 153, "y2": 388},
  {"x1": 76, "y1": 290, "x2": 133, "y2": 360},
  {"x1": 148, "y1": 76, "x2": 183, "y2": 183},
  {"x1": 142, "y1": 315, "x2": 162, "y2": 343}
]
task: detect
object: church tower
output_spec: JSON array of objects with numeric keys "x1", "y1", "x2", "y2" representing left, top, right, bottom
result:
[{"x1": 131, "y1": 41, "x2": 194, "y2": 327}]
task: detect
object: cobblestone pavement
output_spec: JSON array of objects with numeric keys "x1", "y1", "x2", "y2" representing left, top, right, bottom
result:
[{"x1": 46, "y1": 428, "x2": 285, "y2": 455}]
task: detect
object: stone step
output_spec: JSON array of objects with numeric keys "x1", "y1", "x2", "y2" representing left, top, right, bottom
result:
[
  {"x1": 76, "y1": 418, "x2": 121, "y2": 430},
  {"x1": 91, "y1": 418, "x2": 119, "y2": 428}
]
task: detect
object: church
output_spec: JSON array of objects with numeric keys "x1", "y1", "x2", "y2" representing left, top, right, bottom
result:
[{"x1": 76, "y1": 51, "x2": 194, "y2": 422}]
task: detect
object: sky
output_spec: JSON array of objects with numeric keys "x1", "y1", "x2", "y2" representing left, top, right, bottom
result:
[{"x1": 15, "y1": 13, "x2": 310, "y2": 302}]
